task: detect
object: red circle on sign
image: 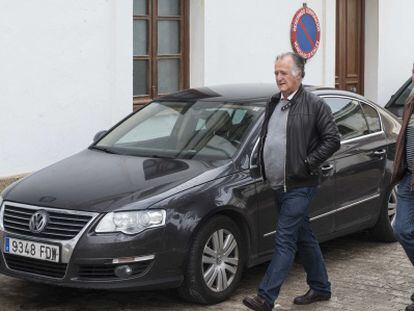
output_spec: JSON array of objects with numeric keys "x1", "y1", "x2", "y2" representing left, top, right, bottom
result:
[{"x1": 290, "y1": 6, "x2": 321, "y2": 59}]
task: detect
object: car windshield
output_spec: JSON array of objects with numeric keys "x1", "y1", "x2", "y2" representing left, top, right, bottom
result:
[{"x1": 94, "y1": 101, "x2": 265, "y2": 160}]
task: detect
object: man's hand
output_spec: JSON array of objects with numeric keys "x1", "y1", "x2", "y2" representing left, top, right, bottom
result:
[{"x1": 304, "y1": 158, "x2": 318, "y2": 176}]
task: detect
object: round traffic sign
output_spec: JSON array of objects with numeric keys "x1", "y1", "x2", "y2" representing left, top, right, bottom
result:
[{"x1": 290, "y1": 6, "x2": 321, "y2": 59}]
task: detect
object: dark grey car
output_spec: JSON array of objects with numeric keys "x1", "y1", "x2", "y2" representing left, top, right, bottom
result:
[{"x1": 0, "y1": 84, "x2": 400, "y2": 304}]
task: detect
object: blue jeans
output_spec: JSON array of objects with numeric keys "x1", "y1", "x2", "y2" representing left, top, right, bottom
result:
[
  {"x1": 394, "y1": 171, "x2": 414, "y2": 266},
  {"x1": 258, "y1": 186, "x2": 331, "y2": 307}
]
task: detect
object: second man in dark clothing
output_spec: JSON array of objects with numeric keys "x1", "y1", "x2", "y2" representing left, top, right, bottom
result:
[
  {"x1": 390, "y1": 64, "x2": 414, "y2": 311},
  {"x1": 243, "y1": 52, "x2": 340, "y2": 311}
]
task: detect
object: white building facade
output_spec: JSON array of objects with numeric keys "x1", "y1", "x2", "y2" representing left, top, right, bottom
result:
[{"x1": 0, "y1": 0, "x2": 413, "y2": 177}]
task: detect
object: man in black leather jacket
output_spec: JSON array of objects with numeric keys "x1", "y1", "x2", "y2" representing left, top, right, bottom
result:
[{"x1": 243, "y1": 52, "x2": 340, "y2": 311}]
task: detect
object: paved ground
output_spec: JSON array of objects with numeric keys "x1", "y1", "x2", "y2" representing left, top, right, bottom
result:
[{"x1": 0, "y1": 233, "x2": 412, "y2": 311}]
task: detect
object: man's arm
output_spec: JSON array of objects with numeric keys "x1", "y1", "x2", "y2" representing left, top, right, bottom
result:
[{"x1": 306, "y1": 99, "x2": 341, "y2": 171}]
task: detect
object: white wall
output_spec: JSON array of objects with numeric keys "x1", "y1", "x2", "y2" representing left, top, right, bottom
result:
[
  {"x1": 189, "y1": 0, "x2": 205, "y2": 87},
  {"x1": 365, "y1": 0, "x2": 414, "y2": 106},
  {"x1": 0, "y1": 0, "x2": 132, "y2": 177},
  {"x1": 190, "y1": 0, "x2": 336, "y2": 88},
  {"x1": 375, "y1": 0, "x2": 414, "y2": 106},
  {"x1": 364, "y1": 0, "x2": 379, "y2": 104},
  {"x1": 8, "y1": 0, "x2": 412, "y2": 177}
]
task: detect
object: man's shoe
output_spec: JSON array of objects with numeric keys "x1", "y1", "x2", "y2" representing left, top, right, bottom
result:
[
  {"x1": 293, "y1": 289, "x2": 331, "y2": 305},
  {"x1": 406, "y1": 303, "x2": 414, "y2": 311},
  {"x1": 242, "y1": 295, "x2": 272, "y2": 311}
]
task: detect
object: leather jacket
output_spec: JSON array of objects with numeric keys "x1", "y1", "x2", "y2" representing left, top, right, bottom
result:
[{"x1": 258, "y1": 85, "x2": 341, "y2": 191}]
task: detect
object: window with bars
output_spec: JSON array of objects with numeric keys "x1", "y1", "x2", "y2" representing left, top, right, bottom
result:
[{"x1": 133, "y1": 0, "x2": 189, "y2": 108}]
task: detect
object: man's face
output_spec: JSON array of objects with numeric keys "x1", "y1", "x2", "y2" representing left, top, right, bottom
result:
[{"x1": 274, "y1": 56, "x2": 302, "y2": 97}]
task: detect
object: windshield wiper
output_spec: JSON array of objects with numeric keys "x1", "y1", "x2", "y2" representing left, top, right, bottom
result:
[
  {"x1": 89, "y1": 146, "x2": 117, "y2": 154},
  {"x1": 148, "y1": 154, "x2": 176, "y2": 159}
]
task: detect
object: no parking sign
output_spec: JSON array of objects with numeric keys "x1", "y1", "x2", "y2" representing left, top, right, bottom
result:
[{"x1": 290, "y1": 4, "x2": 320, "y2": 59}]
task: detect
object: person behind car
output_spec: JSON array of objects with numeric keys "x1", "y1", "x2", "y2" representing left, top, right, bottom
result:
[
  {"x1": 391, "y1": 63, "x2": 414, "y2": 311},
  {"x1": 242, "y1": 52, "x2": 340, "y2": 311}
]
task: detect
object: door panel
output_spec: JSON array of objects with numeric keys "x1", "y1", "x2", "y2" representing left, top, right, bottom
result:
[
  {"x1": 334, "y1": 135, "x2": 386, "y2": 231},
  {"x1": 248, "y1": 136, "x2": 279, "y2": 256},
  {"x1": 309, "y1": 163, "x2": 336, "y2": 238},
  {"x1": 255, "y1": 181, "x2": 278, "y2": 256},
  {"x1": 324, "y1": 96, "x2": 387, "y2": 231},
  {"x1": 336, "y1": 0, "x2": 364, "y2": 94},
  {"x1": 255, "y1": 167, "x2": 335, "y2": 255}
]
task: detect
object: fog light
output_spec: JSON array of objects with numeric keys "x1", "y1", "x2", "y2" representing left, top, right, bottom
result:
[{"x1": 114, "y1": 265, "x2": 133, "y2": 278}]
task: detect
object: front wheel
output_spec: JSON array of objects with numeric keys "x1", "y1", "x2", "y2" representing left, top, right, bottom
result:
[
  {"x1": 178, "y1": 216, "x2": 245, "y2": 304},
  {"x1": 369, "y1": 187, "x2": 397, "y2": 242}
]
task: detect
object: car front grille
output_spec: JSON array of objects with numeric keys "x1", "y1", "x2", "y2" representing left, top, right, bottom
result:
[
  {"x1": 78, "y1": 261, "x2": 152, "y2": 280},
  {"x1": 3, "y1": 204, "x2": 93, "y2": 240},
  {"x1": 4, "y1": 253, "x2": 67, "y2": 278}
]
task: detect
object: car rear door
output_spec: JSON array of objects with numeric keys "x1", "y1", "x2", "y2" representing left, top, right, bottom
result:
[{"x1": 324, "y1": 96, "x2": 387, "y2": 232}]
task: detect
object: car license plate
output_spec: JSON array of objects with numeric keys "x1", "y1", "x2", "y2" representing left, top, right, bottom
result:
[{"x1": 4, "y1": 237, "x2": 60, "y2": 263}]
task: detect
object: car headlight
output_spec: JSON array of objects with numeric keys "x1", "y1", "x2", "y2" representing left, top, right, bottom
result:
[{"x1": 95, "y1": 210, "x2": 166, "y2": 235}]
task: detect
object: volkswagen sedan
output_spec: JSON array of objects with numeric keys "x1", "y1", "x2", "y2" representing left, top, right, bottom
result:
[{"x1": 0, "y1": 84, "x2": 400, "y2": 304}]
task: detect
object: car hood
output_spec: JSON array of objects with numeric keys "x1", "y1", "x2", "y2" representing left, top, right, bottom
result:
[{"x1": 4, "y1": 149, "x2": 232, "y2": 213}]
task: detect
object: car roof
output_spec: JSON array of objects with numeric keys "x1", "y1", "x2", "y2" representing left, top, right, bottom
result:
[{"x1": 158, "y1": 83, "x2": 374, "y2": 104}]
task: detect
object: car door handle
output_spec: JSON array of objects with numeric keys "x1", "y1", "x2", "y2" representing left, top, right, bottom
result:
[
  {"x1": 373, "y1": 149, "x2": 386, "y2": 155},
  {"x1": 321, "y1": 164, "x2": 334, "y2": 171}
]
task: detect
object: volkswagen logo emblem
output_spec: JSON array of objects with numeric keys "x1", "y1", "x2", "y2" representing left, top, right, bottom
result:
[{"x1": 29, "y1": 210, "x2": 49, "y2": 233}]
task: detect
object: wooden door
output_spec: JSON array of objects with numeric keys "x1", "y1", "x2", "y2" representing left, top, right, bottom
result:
[{"x1": 335, "y1": 0, "x2": 364, "y2": 94}]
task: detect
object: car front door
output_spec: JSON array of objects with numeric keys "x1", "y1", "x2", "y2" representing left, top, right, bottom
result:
[
  {"x1": 253, "y1": 125, "x2": 336, "y2": 257},
  {"x1": 324, "y1": 97, "x2": 387, "y2": 232}
]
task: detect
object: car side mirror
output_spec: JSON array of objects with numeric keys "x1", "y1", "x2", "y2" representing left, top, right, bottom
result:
[{"x1": 93, "y1": 130, "x2": 108, "y2": 143}]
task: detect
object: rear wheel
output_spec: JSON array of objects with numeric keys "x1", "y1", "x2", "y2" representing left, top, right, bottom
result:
[
  {"x1": 370, "y1": 187, "x2": 397, "y2": 242},
  {"x1": 178, "y1": 216, "x2": 245, "y2": 304}
]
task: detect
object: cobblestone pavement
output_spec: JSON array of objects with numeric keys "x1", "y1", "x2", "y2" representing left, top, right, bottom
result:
[{"x1": 0, "y1": 233, "x2": 412, "y2": 311}]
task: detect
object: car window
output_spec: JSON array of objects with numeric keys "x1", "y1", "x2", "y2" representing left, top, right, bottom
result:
[
  {"x1": 325, "y1": 97, "x2": 369, "y2": 140},
  {"x1": 360, "y1": 103, "x2": 381, "y2": 133}
]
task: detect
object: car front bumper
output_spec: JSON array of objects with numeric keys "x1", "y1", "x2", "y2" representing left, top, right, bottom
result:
[{"x1": 0, "y1": 216, "x2": 185, "y2": 290}]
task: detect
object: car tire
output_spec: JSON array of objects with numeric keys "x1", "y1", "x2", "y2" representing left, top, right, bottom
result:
[
  {"x1": 369, "y1": 187, "x2": 397, "y2": 242},
  {"x1": 178, "y1": 215, "x2": 245, "y2": 304}
]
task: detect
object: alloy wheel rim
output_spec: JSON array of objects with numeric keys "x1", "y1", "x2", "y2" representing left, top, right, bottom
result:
[
  {"x1": 201, "y1": 229, "x2": 239, "y2": 292},
  {"x1": 388, "y1": 188, "x2": 397, "y2": 222}
]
